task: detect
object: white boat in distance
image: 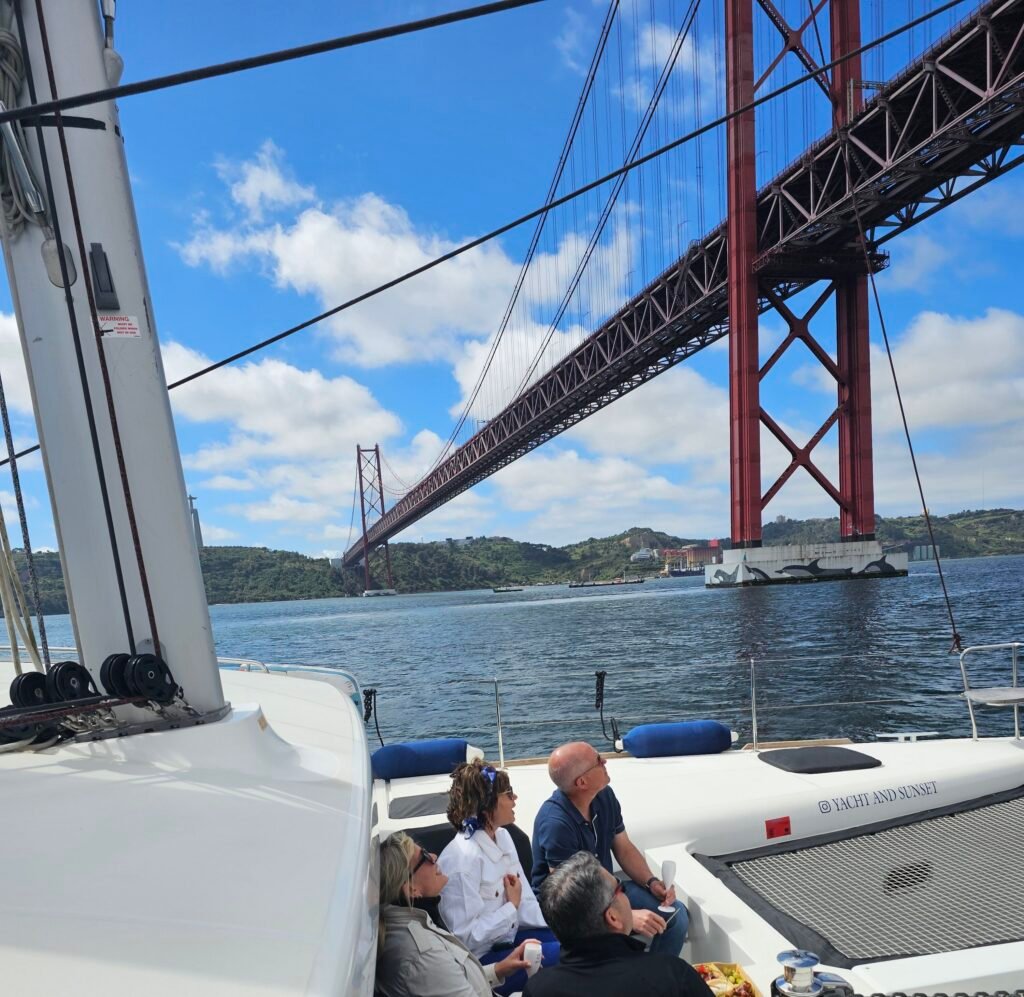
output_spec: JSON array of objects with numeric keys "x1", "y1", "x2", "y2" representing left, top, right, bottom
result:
[{"x1": 0, "y1": 3, "x2": 1020, "y2": 997}]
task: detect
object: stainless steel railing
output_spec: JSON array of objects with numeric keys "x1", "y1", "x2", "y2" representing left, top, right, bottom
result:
[
  {"x1": 368, "y1": 650, "x2": 988, "y2": 758},
  {"x1": 958, "y1": 641, "x2": 1024, "y2": 740}
]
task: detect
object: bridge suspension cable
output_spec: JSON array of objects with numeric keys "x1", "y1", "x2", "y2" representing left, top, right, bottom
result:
[
  {"x1": 0, "y1": 0, "x2": 974, "y2": 473},
  {"x1": 429, "y1": 0, "x2": 623, "y2": 475},
  {"x1": 510, "y1": 0, "x2": 703, "y2": 403}
]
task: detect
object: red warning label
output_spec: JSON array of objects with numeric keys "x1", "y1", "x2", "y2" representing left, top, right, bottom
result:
[{"x1": 98, "y1": 313, "x2": 141, "y2": 338}]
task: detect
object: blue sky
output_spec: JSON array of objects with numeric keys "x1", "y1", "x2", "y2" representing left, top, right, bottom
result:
[{"x1": 0, "y1": 0, "x2": 1022, "y2": 556}]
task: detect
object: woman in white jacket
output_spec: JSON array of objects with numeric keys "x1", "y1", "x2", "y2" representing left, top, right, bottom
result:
[
  {"x1": 375, "y1": 832, "x2": 534, "y2": 997},
  {"x1": 438, "y1": 761, "x2": 561, "y2": 995}
]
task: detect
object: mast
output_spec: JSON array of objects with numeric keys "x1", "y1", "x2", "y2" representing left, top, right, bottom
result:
[{"x1": 0, "y1": 0, "x2": 223, "y2": 711}]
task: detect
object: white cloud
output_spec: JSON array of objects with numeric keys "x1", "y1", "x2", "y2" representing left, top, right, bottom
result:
[
  {"x1": 566, "y1": 366, "x2": 730, "y2": 483},
  {"x1": 227, "y1": 493, "x2": 333, "y2": 525},
  {"x1": 215, "y1": 139, "x2": 314, "y2": 223},
  {"x1": 555, "y1": 9, "x2": 590, "y2": 73},
  {"x1": 201, "y1": 524, "x2": 239, "y2": 542},
  {"x1": 162, "y1": 341, "x2": 404, "y2": 538},
  {"x1": 881, "y1": 232, "x2": 951, "y2": 291},
  {"x1": 871, "y1": 308, "x2": 1024, "y2": 433},
  {"x1": 180, "y1": 185, "x2": 520, "y2": 368},
  {"x1": 0, "y1": 311, "x2": 36, "y2": 415},
  {"x1": 163, "y1": 341, "x2": 401, "y2": 470},
  {"x1": 200, "y1": 474, "x2": 255, "y2": 491}
]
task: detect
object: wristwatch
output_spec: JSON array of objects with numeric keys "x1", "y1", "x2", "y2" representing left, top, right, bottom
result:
[{"x1": 646, "y1": 876, "x2": 660, "y2": 890}]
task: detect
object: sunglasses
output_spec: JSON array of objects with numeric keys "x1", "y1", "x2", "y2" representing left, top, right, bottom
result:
[
  {"x1": 412, "y1": 849, "x2": 437, "y2": 874},
  {"x1": 577, "y1": 755, "x2": 607, "y2": 781},
  {"x1": 603, "y1": 880, "x2": 625, "y2": 913}
]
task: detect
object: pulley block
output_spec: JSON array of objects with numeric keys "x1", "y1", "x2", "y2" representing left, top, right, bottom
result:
[
  {"x1": 46, "y1": 660, "x2": 97, "y2": 703},
  {"x1": 10, "y1": 670, "x2": 50, "y2": 709},
  {"x1": 99, "y1": 652, "x2": 133, "y2": 698},
  {"x1": 125, "y1": 653, "x2": 176, "y2": 705}
]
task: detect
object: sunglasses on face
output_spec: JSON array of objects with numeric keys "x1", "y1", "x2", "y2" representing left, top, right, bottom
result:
[
  {"x1": 603, "y1": 880, "x2": 625, "y2": 913},
  {"x1": 412, "y1": 849, "x2": 437, "y2": 874},
  {"x1": 577, "y1": 755, "x2": 607, "y2": 781}
]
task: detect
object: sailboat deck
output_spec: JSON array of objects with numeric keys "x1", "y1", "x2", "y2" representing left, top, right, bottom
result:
[
  {"x1": 380, "y1": 735, "x2": 1024, "y2": 994},
  {"x1": 0, "y1": 666, "x2": 374, "y2": 996}
]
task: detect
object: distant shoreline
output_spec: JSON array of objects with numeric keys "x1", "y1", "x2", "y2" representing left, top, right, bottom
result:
[{"x1": 12, "y1": 508, "x2": 1024, "y2": 609}]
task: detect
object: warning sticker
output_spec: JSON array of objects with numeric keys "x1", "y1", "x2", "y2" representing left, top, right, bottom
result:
[{"x1": 98, "y1": 313, "x2": 141, "y2": 338}]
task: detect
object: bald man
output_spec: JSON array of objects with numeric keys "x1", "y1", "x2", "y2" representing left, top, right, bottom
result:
[{"x1": 530, "y1": 742, "x2": 688, "y2": 957}]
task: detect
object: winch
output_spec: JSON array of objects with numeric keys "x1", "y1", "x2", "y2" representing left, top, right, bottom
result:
[{"x1": 770, "y1": 950, "x2": 853, "y2": 997}]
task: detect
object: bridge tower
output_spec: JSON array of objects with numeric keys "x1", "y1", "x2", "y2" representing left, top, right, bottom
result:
[
  {"x1": 717, "y1": 0, "x2": 904, "y2": 586},
  {"x1": 355, "y1": 445, "x2": 395, "y2": 594}
]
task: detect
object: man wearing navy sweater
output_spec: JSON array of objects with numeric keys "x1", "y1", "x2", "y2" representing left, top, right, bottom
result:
[{"x1": 531, "y1": 741, "x2": 688, "y2": 955}]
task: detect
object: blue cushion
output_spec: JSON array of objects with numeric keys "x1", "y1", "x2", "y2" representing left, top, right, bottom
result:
[
  {"x1": 372, "y1": 738, "x2": 467, "y2": 780},
  {"x1": 622, "y1": 720, "x2": 731, "y2": 759}
]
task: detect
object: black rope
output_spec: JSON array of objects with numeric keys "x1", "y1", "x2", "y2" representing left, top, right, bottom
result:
[
  {"x1": 833, "y1": 104, "x2": 963, "y2": 651},
  {"x1": 34, "y1": 0, "x2": 161, "y2": 656},
  {"x1": 0, "y1": 1, "x2": 545, "y2": 130},
  {"x1": 12, "y1": 0, "x2": 136, "y2": 654},
  {"x1": 0, "y1": 0, "x2": 973, "y2": 471},
  {"x1": 362, "y1": 687, "x2": 384, "y2": 747},
  {"x1": 595, "y1": 669, "x2": 609, "y2": 739}
]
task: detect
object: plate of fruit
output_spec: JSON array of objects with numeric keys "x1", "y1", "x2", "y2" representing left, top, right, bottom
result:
[{"x1": 694, "y1": 962, "x2": 760, "y2": 997}]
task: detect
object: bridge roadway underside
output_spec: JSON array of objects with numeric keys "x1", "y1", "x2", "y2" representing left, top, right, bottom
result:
[{"x1": 343, "y1": 0, "x2": 1024, "y2": 568}]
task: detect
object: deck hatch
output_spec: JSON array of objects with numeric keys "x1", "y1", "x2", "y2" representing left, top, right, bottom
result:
[{"x1": 701, "y1": 788, "x2": 1024, "y2": 967}]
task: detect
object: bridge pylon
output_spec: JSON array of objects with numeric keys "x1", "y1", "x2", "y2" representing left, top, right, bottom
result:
[
  {"x1": 716, "y1": 0, "x2": 902, "y2": 587},
  {"x1": 355, "y1": 444, "x2": 395, "y2": 594}
]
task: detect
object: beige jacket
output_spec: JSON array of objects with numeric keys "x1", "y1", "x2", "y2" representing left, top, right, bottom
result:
[{"x1": 375, "y1": 904, "x2": 500, "y2": 997}]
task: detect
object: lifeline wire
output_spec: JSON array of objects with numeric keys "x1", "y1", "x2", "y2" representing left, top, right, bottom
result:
[{"x1": 0, "y1": 0, "x2": 978, "y2": 471}]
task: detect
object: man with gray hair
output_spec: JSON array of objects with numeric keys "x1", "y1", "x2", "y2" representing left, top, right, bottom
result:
[
  {"x1": 522, "y1": 852, "x2": 711, "y2": 997},
  {"x1": 531, "y1": 742, "x2": 688, "y2": 955}
]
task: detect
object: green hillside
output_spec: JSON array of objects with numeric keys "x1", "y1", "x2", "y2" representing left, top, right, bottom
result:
[{"x1": 6, "y1": 508, "x2": 1024, "y2": 611}]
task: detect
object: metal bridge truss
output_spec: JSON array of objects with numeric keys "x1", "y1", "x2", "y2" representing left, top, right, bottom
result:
[{"x1": 343, "y1": 0, "x2": 1024, "y2": 567}]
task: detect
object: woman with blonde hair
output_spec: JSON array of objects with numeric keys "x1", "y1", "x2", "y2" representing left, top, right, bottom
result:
[
  {"x1": 375, "y1": 831, "x2": 534, "y2": 997},
  {"x1": 438, "y1": 760, "x2": 560, "y2": 995}
]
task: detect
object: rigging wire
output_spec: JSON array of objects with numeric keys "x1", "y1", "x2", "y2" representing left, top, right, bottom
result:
[
  {"x1": 0, "y1": 364, "x2": 48, "y2": 669},
  {"x1": 0, "y1": 0, "x2": 974, "y2": 474},
  {"x1": 11, "y1": 0, "x2": 137, "y2": 653},
  {"x1": 34, "y1": 0, "x2": 162, "y2": 657},
  {"x1": 0, "y1": 0, "x2": 546, "y2": 130}
]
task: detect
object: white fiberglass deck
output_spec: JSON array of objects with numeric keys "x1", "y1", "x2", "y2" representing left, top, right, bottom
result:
[
  {"x1": 0, "y1": 666, "x2": 374, "y2": 996},
  {"x1": 379, "y1": 735, "x2": 1024, "y2": 995}
]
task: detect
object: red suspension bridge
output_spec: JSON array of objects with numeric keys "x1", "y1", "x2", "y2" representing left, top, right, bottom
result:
[{"x1": 343, "y1": 0, "x2": 1024, "y2": 577}]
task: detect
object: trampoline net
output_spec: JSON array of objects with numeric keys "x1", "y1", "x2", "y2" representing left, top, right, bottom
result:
[{"x1": 728, "y1": 795, "x2": 1024, "y2": 961}]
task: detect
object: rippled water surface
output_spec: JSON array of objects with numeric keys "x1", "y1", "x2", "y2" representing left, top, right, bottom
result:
[{"x1": 42, "y1": 555, "x2": 1024, "y2": 757}]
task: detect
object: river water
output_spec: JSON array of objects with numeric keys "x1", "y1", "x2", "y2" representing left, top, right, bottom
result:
[{"x1": 39, "y1": 554, "x2": 1024, "y2": 758}]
